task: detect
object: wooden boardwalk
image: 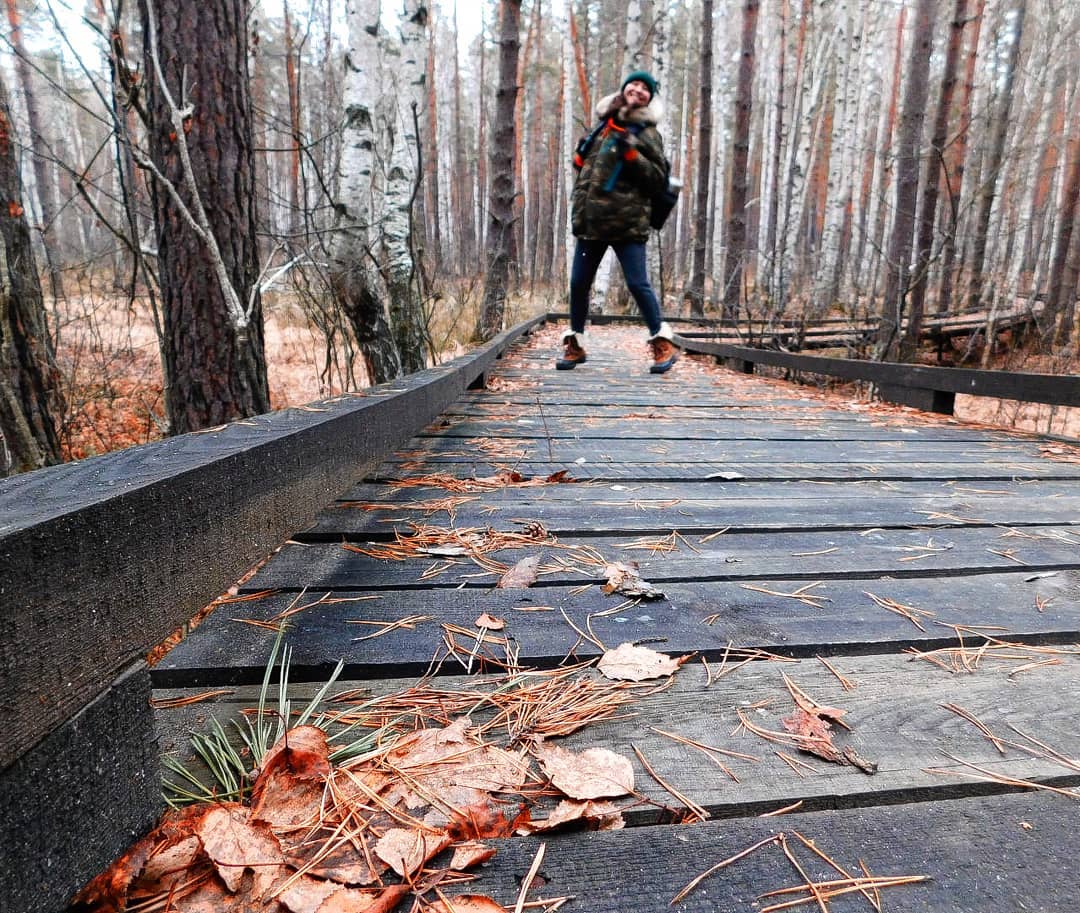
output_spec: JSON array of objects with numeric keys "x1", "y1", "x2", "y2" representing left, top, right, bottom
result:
[{"x1": 156, "y1": 324, "x2": 1080, "y2": 911}]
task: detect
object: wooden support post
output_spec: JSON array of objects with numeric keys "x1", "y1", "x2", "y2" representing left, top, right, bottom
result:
[
  {"x1": 468, "y1": 372, "x2": 487, "y2": 390},
  {"x1": 878, "y1": 383, "x2": 956, "y2": 414}
]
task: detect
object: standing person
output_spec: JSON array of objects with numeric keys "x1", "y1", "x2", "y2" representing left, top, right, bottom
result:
[{"x1": 557, "y1": 71, "x2": 679, "y2": 374}]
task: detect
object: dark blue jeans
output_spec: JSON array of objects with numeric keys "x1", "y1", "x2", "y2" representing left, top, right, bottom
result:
[{"x1": 569, "y1": 239, "x2": 662, "y2": 336}]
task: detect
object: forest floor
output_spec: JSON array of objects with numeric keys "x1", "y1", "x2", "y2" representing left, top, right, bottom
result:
[{"x1": 51, "y1": 292, "x2": 1079, "y2": 462}]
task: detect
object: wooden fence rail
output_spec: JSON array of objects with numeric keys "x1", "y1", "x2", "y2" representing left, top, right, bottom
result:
[
  {"x1": 674, "y1": 333, "x2": 1079, "y2": 414},
  {"x1": 0, "y1": 316, "x2": 542, "y2": 913}
]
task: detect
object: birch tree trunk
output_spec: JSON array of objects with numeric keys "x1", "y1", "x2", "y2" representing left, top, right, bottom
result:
[
  {"x1": 477, "y1": 0, "x2": 523, "y2": 340},
  {"x1": 685, "y1": 0, "x2": 714, "y2": 317},
  {"x1": 876, "y1": 0, "x2": 936, "y2": 361},
  {"x1": 140, "y1": 0, "x2": 271, "y2": 431},
  {"x1": 1041, "y1": 106, "x2": 1080, "y2": 349},
  {"x1": 722, "y1": 0, "x2": 761, "y2": 322},
  {"x1": 4, "y1": 0, "x2": 64, "y2": 303},
  {"x1": 0, "y1": 71, "x2": 61, "y2": 474},
  {"x1": 384, "y1": 0, "x2": 430, "y2": 373},
  {"x1": 332, "y1": 0, "x2": 402, "y2": 384}
]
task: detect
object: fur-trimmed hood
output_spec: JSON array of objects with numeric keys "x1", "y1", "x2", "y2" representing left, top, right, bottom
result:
[{"x1": 595, "y1": 92, "x2": 665, "y2": 127}]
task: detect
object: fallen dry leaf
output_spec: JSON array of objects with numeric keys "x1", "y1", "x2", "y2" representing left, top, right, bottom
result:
[
  {"x1": 602, "y1": 561, "x2": 665, "y2": 599},
  {"x1": 598, "y1": 642, "x2": 684, "y2": 682},
  {"x1": 278, "y1": 876, "x2": 339, "y2": 913},
  {"x1": 518, "y1": 798, "x2": 625, "y2": 833},
  {"x1": 475, "y1": 612, "x2": 507, "y2": 630},
  {"x1": 450, "y1": 841, "x2": 498, "y2": 870},
  {"x1": 195, "y1": 805, "x2": 283, "y2": 895},
  {"x1": 496, "y1": 555, "x2": 541, "y2": 589},
  {"x1": 428, "y1": 895, "x2": 507, "y2": 912},
  {"x1": 317, "y1": 883, "x2": 412, "y2": 913},
  {"x1": 374, "y1": 827, "x2": 452, "y2": 878},
  {"x1": 535, "y1": 743, "x2": 634, "y2": 800}
]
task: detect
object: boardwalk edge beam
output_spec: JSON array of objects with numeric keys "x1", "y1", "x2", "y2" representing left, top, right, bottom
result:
[{"x1": 0, "y1": 315, "x2": 542, "y2": 913}]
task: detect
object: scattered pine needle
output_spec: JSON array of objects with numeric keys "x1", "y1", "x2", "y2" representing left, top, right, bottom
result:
[
  {"x1": 671, "y1": 834, "x2": 781, "y2": 904},
  {"x1": 348, "y1": 615, "x2": 433, "y2": 642},
  {"x1": 817, "y1": 657, "x2": 855, "y2": 691},
  {"x1": 150, "y1": 689, "x2": 234, "y2": 709},
  {"x1": 864, "y1": 591, "x2": 934, "y2": 631},
  {"x1": 632, "y1": 744, "x2": 707, "y2": 822},
  {"x1": 741, "y1": 582, "x2": 831, "y2": 608},
  {"x1": 760, "y1": 800, "x2": 804, "y2": 817}
]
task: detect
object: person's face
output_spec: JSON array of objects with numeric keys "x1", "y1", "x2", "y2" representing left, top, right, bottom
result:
[{"x1": 623, "y1": 80, "x2": 652, "y2": 108}]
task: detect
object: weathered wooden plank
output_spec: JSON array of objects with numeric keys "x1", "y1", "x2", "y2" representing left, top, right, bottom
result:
[
  {"x1": 153, "y1": 655, "x2": 1080, "y2": 824},
  {"x1": 370, "y1": 459, "x2": 1080, "y2": 482},
  {"x1": 405, "y1": 437, "x2": 1056, "y2": 463},
  {"x1": 246, "y1": 527, "x2": 1080, "y2": 592},
  {"x1": 422, "y1": 418, "x2": 1022, "y2": 443},
  {"x1": 152, "y1": 571, "x2": 1080, "y2": 687},
  {"x1": 304, "y1": 495, "x2": 1080, "y2": 538},
  {"x1": 442, "y1": 792, "x2": 1078, "y2": 912},
  {"x1": 336, "y1": 477, "x2": 1080, "y2": 505}
]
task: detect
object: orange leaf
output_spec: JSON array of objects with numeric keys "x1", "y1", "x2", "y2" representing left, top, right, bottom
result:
[{"x1": 535, "y1": 743, "x2": 634, "y2": 800}]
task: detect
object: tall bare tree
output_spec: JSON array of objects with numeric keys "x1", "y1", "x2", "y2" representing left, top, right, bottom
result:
[
  {"x1": 0, "y1": 70, "x2": 61, "y2": 474},
  {"x1": 721, "y1": 0, "x2": 760, "y2": 321},
  {"x1": 140, "y1": 0, "x2": 271, "y2": 432},
  {"x1": 876, "y1": 0, "x2": 936, "y2": 361},
  {"x1": 685, "y1": 0, "x2": 713, "y2": 316},
  {"x1": 476, "y1": 0, "x2": 523, "y2": 340},
  {"x1": 900, "y1": 0, "x2": 969, "y2": 360}
]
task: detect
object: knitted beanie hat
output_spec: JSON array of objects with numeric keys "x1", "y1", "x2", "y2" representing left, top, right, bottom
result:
[{"x1": 622, "y1": 70, "x2": 659, "y2": 100}]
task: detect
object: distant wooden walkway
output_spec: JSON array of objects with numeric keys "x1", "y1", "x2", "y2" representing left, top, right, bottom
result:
[{"x1": 157, "y1": 324, "x2": 1080, "y2": 911}]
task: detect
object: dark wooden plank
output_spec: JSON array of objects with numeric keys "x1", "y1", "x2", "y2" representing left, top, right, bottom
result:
[
  {"x1": 1, "y1": 664, "x2": 161, "y2": 913},
  {"x1": 370, "y1": 459, "x2": 1080, "y2": 482},
  {"x1": 304, "y1": 495, "x2": 1080, "y2": 538},
  {"x1": 246, "y1": 527, "x2": 1080, "y2": 591},
  {"x1": 152, "y1": 570, "x2": 1080, "y2": 687},
  {"x1": 442, "y1": 792, "x2": 1078, "y2": 912}
]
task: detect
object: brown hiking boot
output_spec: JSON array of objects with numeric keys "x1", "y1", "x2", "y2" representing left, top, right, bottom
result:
[
  {"x1": 556, "y1": 332, "x2": 587, "y2": 370},
  {"x1": 648, "y1": 336, "x2": 679, "y2": 374}
]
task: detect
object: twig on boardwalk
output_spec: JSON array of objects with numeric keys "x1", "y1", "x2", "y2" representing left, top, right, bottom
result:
[{"x1": 760, "y1": 800, "x2": 804, "y2": 817}]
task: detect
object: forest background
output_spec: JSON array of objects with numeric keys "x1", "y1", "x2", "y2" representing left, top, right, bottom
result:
[{"x1": 1, "y1": 0, "x2": 1078, "y2": 476}]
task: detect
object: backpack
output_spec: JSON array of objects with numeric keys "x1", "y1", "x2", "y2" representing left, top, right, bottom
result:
[{"x1": 574, "y1": 122, "x2": 681, "y2": 231}]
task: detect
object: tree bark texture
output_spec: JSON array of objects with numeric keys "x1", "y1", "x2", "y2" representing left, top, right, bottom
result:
[
  {"x1": 876, "y1": 0, "x2": 935, "y2": 361},
  {"x1": 686, "y1": 0, "x2": 714, "y2": 316},
  {"x1": 332, "y1": 0, "x2": 402, "y2": 385},
  {"x1": 4, "y1": 0, "x2": 64, "y2": 303},
  {"x1": 477, "y1": 0, "x2": 522, "y2": 341},
  {"x1": 722, "y1": 0, "x2": 760, "y2": 322},
  {"x1": 140, "y1": 0, "x2": 271, "y2": 432},
  {"x1": 0, "y1": 72, "x2": 61, "y2": 474},
  {"x1": 900, "y1": 0, "x2": 969, "y2": 360},
  {"x1": 1041, "y1": 118, "x2": 1080, "y2": 349}
]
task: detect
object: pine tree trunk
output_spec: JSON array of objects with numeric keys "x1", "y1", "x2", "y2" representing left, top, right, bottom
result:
[
  {"x1": 900, "y1": 0, "x2": 968, "y2": 360},
  {"x1": 0, "y1": 71, "x2": 61, "y2": 474},
  {"x1": 477, "y1": 0, "x2": 523, "y2": 340},
  {"x1": 966, "y1": 0, "x2": 1026, "y2": 318},
  {"x1": 762, "y1": 0, "x2": 788, "y2": 295},
  {"x1": 283, "y1": 0, "x2": 303, "y2": 236},
  {"x1": 331, "y1": 0, "x2": 401, "y2": 385},
  {"x1": 140, "y1": 0, "x2": 271, "y2": 432},
  {"x1": 876, "y1": 0, "x2": 936, "y2": 361},
  {"x1": 686, "y1": 0, "x2": 714, "y2": 317},
  {"x1": 722, "y1": 0, "x2": 760, "y2": 322},
  {"x1": 937, "y1": 0, "x2": 987, "y2": 316}
]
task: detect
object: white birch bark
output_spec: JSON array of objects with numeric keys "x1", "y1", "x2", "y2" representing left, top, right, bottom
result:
[
  {"x1": 778, "y1": 11, "x2": 833, "y2": 307},
  {"x1": 625, "y1": 0, "x2": 644, "y2": 65}
]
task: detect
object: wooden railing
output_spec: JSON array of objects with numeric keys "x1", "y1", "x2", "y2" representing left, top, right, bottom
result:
[
  {"x1": 674, "y1": 333, "x2": 1080, "y2": 414},
  {"x1": 0, "y1": 316, "x2": 544, "y2": 913}
]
